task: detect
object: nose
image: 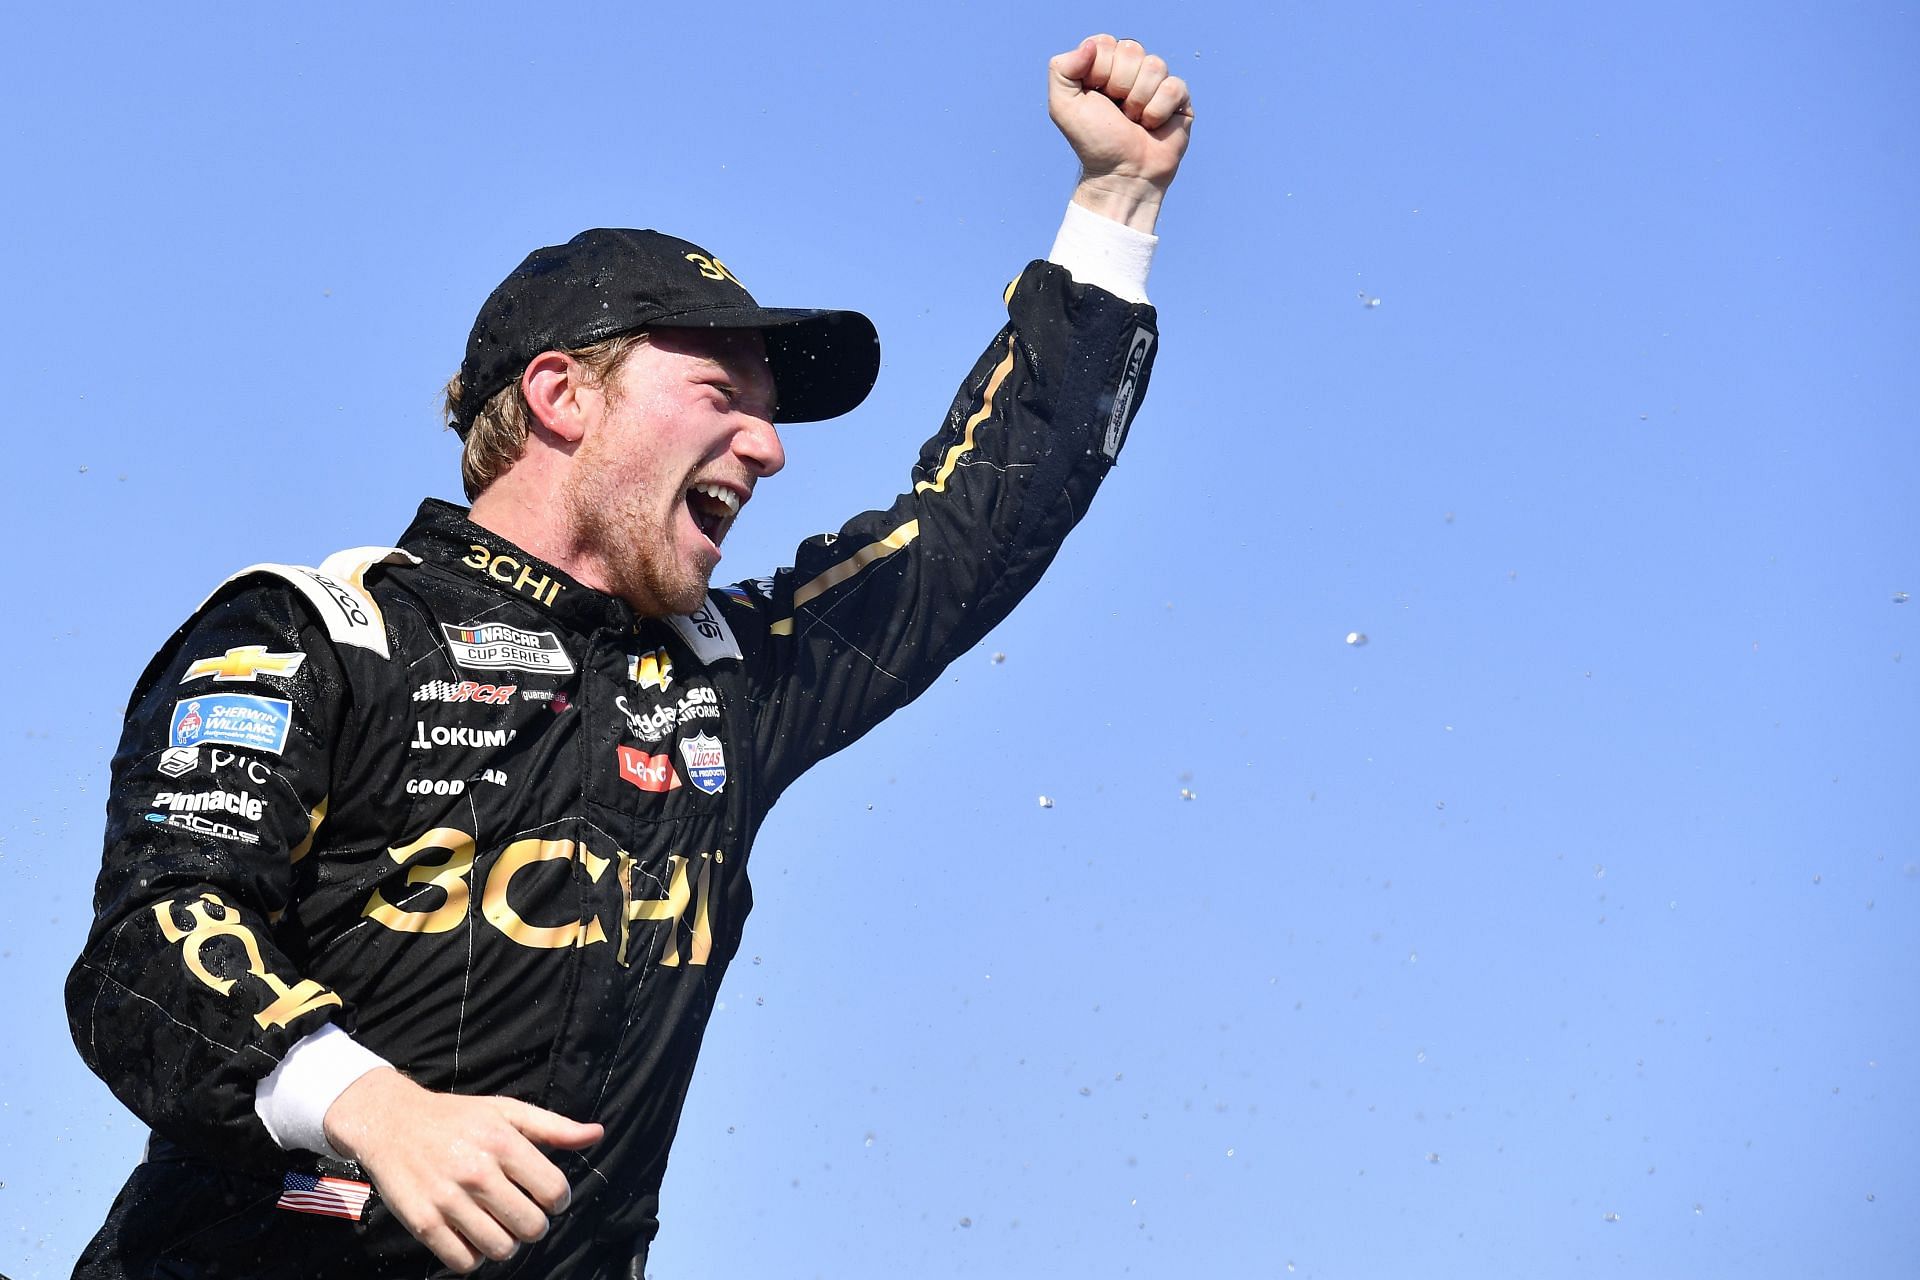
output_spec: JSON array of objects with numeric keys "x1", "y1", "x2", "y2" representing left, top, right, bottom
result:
[{"x1": 735, "y1": 413, "x2": 785, "y2": 478}]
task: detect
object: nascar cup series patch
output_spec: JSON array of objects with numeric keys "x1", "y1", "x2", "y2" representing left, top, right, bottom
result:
[
  {"x1": 677, "y1": 732, "x2": 727, "y2": 794},
  {"x1": 441, "y1": 622, "x2": 575, "y2": 675},
  {"x1": 170, "y1": 695, "x2": 293, "y2": 755}
]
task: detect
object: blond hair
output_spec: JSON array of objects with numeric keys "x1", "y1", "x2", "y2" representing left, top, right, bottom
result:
[{"x1": 444, "y1": 332, "x2": 651, "y2": 500}]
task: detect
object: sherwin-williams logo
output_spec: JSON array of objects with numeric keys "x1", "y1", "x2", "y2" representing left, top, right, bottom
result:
[
  {"x1": 169, "y1": 696, "x2": 294, "y2": 755},
  {"x1": 677, "y1": 732, "x2": 727, "y2": 794},
  {"x1": 628, "y1": 648, "x2": 673, "y2": 693},
  {"x1": 616, "y1": 746, "x2": 682, "y2": 793},
  {"x1": 441, "y1": 623, "x2": 575, "y2": 675},
  {"x1": 182, "y1": 645, "x2": 307, "y2": 683}
]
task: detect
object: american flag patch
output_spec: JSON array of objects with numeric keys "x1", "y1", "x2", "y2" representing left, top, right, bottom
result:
[{"x1": 275, "y1": 1170, "x2": 372, "y2": 1221}]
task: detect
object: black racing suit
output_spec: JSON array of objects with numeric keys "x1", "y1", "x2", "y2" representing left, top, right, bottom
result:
[{"x1": 66, "y1": 261, "x2": 1157, "y2": 1278}]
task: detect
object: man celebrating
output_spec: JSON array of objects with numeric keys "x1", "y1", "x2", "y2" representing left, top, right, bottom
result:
[{"x1": 68, "y1": 34, "x2": 1192, "y2": 1278}]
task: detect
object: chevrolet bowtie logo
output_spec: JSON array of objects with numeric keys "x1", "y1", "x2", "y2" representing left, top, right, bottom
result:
[{"x1": 182, "y1": 645, "x2": 308, "y2": 684}]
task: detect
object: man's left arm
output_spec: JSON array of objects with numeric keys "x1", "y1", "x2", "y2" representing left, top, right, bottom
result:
[{"x1": 730, "y1": 36, "x2": 1192, "y2": 799}]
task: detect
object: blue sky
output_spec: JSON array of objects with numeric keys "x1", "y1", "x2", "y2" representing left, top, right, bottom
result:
[{"x1": 3, "y1": 3, "x2": 1915, "y2": 1276}]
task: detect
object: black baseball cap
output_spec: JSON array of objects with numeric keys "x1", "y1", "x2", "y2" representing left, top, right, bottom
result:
[{"x1": 452, "y1": 228, "x2": 880, "y2": 433}]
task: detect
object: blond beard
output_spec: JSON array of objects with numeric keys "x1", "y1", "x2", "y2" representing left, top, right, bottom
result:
[{"x1": 560, "y1": 433, "x2": 713, "y2": 618}]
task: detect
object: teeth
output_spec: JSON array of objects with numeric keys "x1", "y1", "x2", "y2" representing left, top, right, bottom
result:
[{"x1": 692, "y1": 482, "x2": 741, "y2": 515}]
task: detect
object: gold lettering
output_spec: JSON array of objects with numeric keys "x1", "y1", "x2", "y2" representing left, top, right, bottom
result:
[
  {"x1": 512, "y1": 563, "x2": 560, "y2": 606},
  {"x1": 483, "y1": 838, "x2": 609, "y2": 949},
  {"x1": 682, "y1": 253, "x2": 742, "y2": 287},
  {"x1": 462, "y1": 543, "x2": 491, "y2": 571},
  {"x1": 623, "y1": 852, "x2": 716, "y2": 967},
  {"x1": 363, "y1": 827, "x2": 476, "y2": 935},
  {"x1": 152, "y1": 892, "x2": 344, "y2": 1029},
  {"x1": 488, "y1": 555, "x2": 516, "y2": 584}
]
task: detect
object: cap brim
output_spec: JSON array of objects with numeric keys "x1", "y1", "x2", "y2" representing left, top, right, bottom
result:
[{"x1": 652, "y1": 305, "x2": 880, "y2": 423}]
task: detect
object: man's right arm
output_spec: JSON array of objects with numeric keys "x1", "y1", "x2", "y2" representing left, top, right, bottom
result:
[
  {"x1": 67, "y1": 580, "x2": 599, "y2": 1274},
  {"x1": 67, "y1": 582, "x2": 361, "y2": 1166}
]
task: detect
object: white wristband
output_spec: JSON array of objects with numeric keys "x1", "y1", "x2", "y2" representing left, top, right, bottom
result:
[
  {"x1": 1046, "y1": 201, "x2": 1158, "y2": 305},
  {"x1": 254, "y1": 1023, "x2": 392, "y2": 1158}
]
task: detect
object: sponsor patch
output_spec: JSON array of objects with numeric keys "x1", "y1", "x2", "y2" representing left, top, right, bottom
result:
[
  {"x1": 144, "y1": 810, "x2": 261, "y2": 845},
  {"x1": 150, "y1": 789, "x2": 264, "y2": 821},
  {"x1": 208, "y1": 748, "x2": 274, "y2": 785},
  {"x1": 617, "y1": 686, "x2": 721, "y2": 743},
  {"x1": 1103, "y1": 326, "x2": 1155, "y2": 461},
  {"x1": 716, "y1": 584, "x2": 754, "y2": 607},
  {"x1": 182, "y1": 645, "x2": 307, "y2": 684},
  {"x1": 628, "y1": 648, "x2": 674, "y2": 693},
  {"x1": 617, "y1": 745, "x2": 682, "y2": 793},
  {"x1": 677, "y1": 732, "x2": 727, "y2": 794},
  {"x1": 158, "y1": 747, "x2": 200, "y2": 778},
  {"x1": 618, "y1": 695, "x2": 676, "y2": 743},
  {"x1": 442, "y1": 623, "x2": 575, "y2": 675},
  {"x1": 410, "y1": 723, "x2": 517, "y2": 751},
  {"x1": 170, "y1": 695, "x2": 293, "y2": 755},
  {"x1": 413, "y1": 679, "x2": 516, "y2": 705},
  {"x1": 669, "y1": 597, "x2": 742, "y2": 664}
]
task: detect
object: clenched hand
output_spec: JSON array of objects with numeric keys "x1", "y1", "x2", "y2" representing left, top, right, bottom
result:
[{"x1": 324, "y1": 1068, "x2": 604, "y2": 1274}]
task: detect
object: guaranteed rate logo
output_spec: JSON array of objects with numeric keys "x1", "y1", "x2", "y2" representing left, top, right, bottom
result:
[{"x1": 440, "y1": 623, "x2": 575, "y2": 675}]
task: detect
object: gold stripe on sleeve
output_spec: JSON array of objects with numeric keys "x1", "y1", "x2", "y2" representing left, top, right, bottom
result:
[
  {"x1": 768, "y1": 519, "x2": 922, "y2": 634},
  {"x1": 913, "y1": 338, "x2": 1016, "y2": 497}
]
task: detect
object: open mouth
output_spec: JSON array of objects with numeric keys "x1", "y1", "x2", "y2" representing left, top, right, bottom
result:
[{"x1": 685, "y1": 481, "x2": 743, "y2": 548}]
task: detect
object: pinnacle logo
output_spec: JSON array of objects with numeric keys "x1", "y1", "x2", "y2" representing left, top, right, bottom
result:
[
  {"x1": 182, "y1": 645, "x2": 307, "y2": 684},
  {"x1": 628, "y1": 648, "x2": 674, "y2": 693}
]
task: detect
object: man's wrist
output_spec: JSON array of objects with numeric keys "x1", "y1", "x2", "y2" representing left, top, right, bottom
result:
[
  {"x1": 1068, "y1": 174, "x2": 1166, "y2": 234},
  {"x1": 255, "y1": 1023, "x2": 392, "y2": 1158}
]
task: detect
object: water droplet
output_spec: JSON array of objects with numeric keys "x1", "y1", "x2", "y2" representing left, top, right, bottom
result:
[
  {"x1": 752, "y1": 955, "x2": 762, "y2": 965},
  {"x1": 755, "y1": 996, "x2": 765, "y2": 1006},
  {"x1": 1426, "y1": 1152, "x2": 1440, "y2": 1164},
  {"x1": 1346, "y1": 631, "x2": 1368, "y2": 646},
  {"x1": 958, "y1": 1216, "x2": 973, "y2": 1228},
  {"x1": 991, "y1": 651, "x2": 1006, "y2": 664},
  {"x1": 1179, "y1": 788, "x2": 1197, "y2": 800},
  {"x1": 1894, "y1": 592, "x2": 1910, "y2": 604},
  {"x1": 1604, "y1": 1211, "x2": 1620, "y2": 1223},
  {"x1": 1037, "y1": 795, "x2": 1054, "y2": 809},
  {"x1": 864, "y1": 1132, "x2": 876, "y2": 1147},
  {"x1": 1225, "y1": 1147, "x2": 1235, "y2": 1157},
  {"x1": 1079, "y1": 1086, "x2": 1092, "y2": 1096}
]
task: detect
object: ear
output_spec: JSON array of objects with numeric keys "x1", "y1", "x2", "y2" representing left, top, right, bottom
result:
[{"x1": 521, "y1": 351, "x2": 592, "y2": 445}]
